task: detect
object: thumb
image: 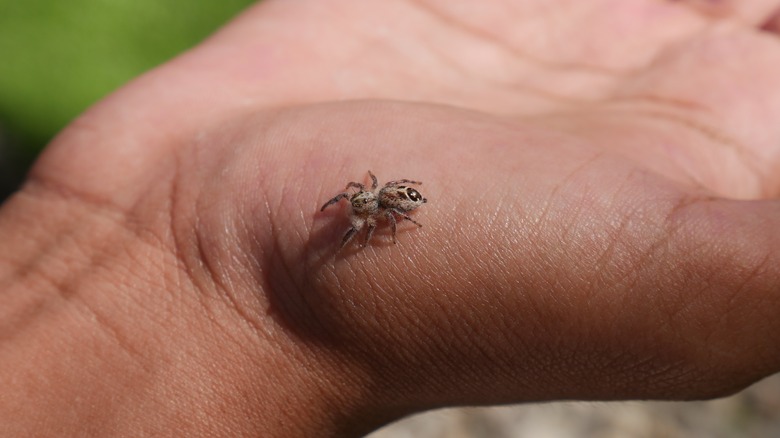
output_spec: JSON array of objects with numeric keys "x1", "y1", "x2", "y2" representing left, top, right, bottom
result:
[{"x1": 227, "y1": 103, "x2": 780, "y2": 412}]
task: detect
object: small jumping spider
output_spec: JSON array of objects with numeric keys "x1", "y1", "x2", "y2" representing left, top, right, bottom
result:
[{"x1": 320, "y1": 170, "x2": 427, "y2": 248}]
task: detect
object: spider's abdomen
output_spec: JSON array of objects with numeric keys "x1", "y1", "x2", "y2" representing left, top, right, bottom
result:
[{"x1": 379, "y1": 186, "x2": 427, "y2": 212}]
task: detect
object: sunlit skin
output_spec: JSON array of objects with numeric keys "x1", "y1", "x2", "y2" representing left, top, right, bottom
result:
[{"x1": 1, "y1": 0, "x2": 780, "y2": 437}]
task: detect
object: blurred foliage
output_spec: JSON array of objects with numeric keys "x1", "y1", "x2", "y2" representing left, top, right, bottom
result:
[{"x1": 0, "y1": 0, "x2": 255, "y2": 197}]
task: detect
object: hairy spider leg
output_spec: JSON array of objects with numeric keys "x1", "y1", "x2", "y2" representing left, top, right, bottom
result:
[
  {"x1": 385, "y1": 179, "x2": 422, "y2": 186},
  {"x1": 341, "y1": 216, "x2": 366, "y2": 248},
  {"x1": 341, "y1": 227, "x2": 359, "y2": 248},
  {"x1": 320, "y1": 193, "x2": 350, "y2": 211},
  {"x1": 363, "y1": 217, "x2": 377, "y2": 247},
  {"x1": 391, "y1": 208, "x2": 423, "y2": 227},
  {"x1": 368, "y1": 171, "x2": 378, "y2": 190}
]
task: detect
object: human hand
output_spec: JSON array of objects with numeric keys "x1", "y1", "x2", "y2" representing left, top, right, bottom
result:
[{"x1": 2, "y1": 0, "x2": 780, "y2": 436}]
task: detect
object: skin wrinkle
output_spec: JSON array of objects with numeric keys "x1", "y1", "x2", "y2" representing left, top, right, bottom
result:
[
  {"x1": 184, "y1": 128, "x2": 271, "y2": 338},
  {"x1": 169, "y1": 177, "x2": 270, "y2": 364},
  {"x1": 650, "y1": 239, "x2": 758, "y2": 370},
  {"x1": 219, "y1": 251, "x2": 248, "y2": 315},
  {"x1": 590, "y1": 212, "x2": 634, "y2": 294},
  {"x1": 553, "y1": 113, "x2": 716, "y2": 193},
  {"x1": 586, "y1": 171, "x2": 668, "y2": 299},
  {"x1": 599, "y1": 208, "x2": 683, "y2": 330},
  {"x1": 175, "y1": 140, "x2": 229, "y2": 302},
  {"x1": 726, "y1": 252, "x2": 772, "y2": 310},
  {"x1": 0, "y1": 204, "x2": 69, "y2": 282},
  {"x1": 704, "y1": 250, "x2": 780, "y2": 355},
  {"x1": 611, "y1": 93, "x2": 710, "y2": 112},
  {"x1": 1, "y1": 226, "x2": 84, "y2": 298},
  {"x1": 565, "y1": 100, "x2": 767, "y2": 197},
  {"x1": 408, "y1": 0, "x2": 655, "y2": 75},
  {"x1": 164, "y1": 154, "x2": 186, "y2": 297},
  {"x1": 200, "y1": 241, "x2": 263, "y2": 337},
  {"x1": 409, "y1": 29, "x2": 605, "y2": 106},
  {"x1": 670, "y1": 0, "x2": 780, "y2": 25},
  {"x1": 2, "y1": 248, "x2": 136, "y2": 384},
  {"x1": 191, "y1": 203, "x2": 269, "y2": 339},
  {"x1": 629, "y1": 206, "x2": 684, "y2": 294},
  {"x1": 529, "y1": 178, "x2": 588, "y2": 288},
  {"x1": 30, "y1": 255, "x2": 155, "y2": 381},
  {"x1": 238, "y1": 213, "x2": 266, "y2": 293},
  {"x1": 0, "y1": 268, "x2": 59, "y2": 341},
  {"x1": 22, "y1": 178, "x2": 131, "y2": 232},
  {"x1": 78, "y1": 252, "x2": 175, "y2": 373},
  {"x1": 743, "y1": 258, "x2": 780, "y2": 329},
  {"x1": 194, "y1": 217, "x2": 224, "y2": 295},
  {"x1": 168, "y1": 153, "x2": 214, "y2": 313},
  {"x1": 69, "y1": 290, "x2": 150, "y2": 371},
  {"x1": 384, "y1": 6, "x2": 643, "y2": 113},
  {"x1": 556, "y1": 187, "x2": 594, "y2": 246},
  {"x1": 629, "y1": 109, "x2": 764, "y2": 177},
  {"x1": 0, "y1": 185, "x2": 169, "y2": 363}
]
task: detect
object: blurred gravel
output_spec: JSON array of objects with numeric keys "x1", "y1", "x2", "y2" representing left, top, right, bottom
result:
[{"x1": 368, "y1": 373, "x2": 780, "y2": 438}]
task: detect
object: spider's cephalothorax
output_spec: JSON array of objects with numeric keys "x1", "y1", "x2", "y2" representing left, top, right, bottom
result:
[{"x1": 320, "y1": 170, "x2": 427, "y2": 248}]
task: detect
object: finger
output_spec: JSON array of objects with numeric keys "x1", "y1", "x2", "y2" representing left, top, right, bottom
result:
[{"x1": 669, "y1": 0, "x2": 780, "y2": 26}]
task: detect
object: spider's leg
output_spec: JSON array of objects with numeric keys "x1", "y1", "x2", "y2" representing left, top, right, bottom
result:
[
  {"x1": 363, "y1": 218, "x2": 377, "y2": 247},
  {"x1": 345, "y1": 182, "x2": 364, "y2": 191},
  {"x1": 385, "y1": 210, "x2": 398, "y2": 244},
  {"x1": 341, "y1": 217, "x2": 365, "y2": 248},
  {"x1": 321, "y1": 193, "x2": 350, "y2": 211},
  {"x1": 340, "y1": 227, "x2": 359, "y2": 248},
  {"x1": 385, "y1": 179, "x2": 422, "y2": 186},
  {"x1": 368, "y1": 171, "x2": 378, "y2": 190},
  {"x1": 391, "y1": 208, "x2": 423, "y2": 227}
]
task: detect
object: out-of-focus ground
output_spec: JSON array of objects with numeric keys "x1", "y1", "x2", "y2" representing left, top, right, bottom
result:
[{"x1": 369, "y1": 373, "x2": 780, "y2": 438}]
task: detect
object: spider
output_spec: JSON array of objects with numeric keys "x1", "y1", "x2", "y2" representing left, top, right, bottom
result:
[{"x1": 320, "y1": 170, "x2": 427, "y2": 248}]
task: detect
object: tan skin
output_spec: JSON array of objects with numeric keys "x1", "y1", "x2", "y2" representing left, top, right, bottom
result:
[{"x1": 2, "y1": 0, "x2": 780, "y2": 436}]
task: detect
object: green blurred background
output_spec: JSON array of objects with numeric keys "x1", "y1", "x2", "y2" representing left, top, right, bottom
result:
[{"x1": 0, "y1": 0, "x2": 255, "y2": 200}]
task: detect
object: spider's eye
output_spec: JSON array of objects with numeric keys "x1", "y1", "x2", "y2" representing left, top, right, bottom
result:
[{"x1": 406, "y1": 188, "x2": 422, "y2": 202}]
